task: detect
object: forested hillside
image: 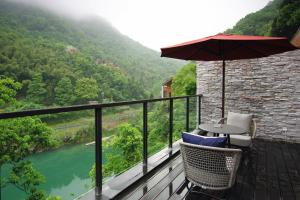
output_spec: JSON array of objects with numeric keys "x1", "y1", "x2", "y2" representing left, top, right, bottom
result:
[
  {"x1": 0, "y1": 0, "x2": 183, "y2": 108},
  {"x1": 225, "y1": 0, "x2": 300, "y2": 39}
]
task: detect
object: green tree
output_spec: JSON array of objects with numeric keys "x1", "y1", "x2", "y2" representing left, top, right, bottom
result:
[
  {"x1": 225, "y1": 0, "x2": 283, "y2": 36},
  {"x1": 8, "y1": 161, "x2": 46, "y2": 200},
  {"x1": 148, "y1": 102, "x2": 169, "y2": 154},
  {"x1": 0, "y1": 76, "x2": 21, "y2": 107},
  {"x1": 271, "y1": 0, "x2": 300, "y2": 39},
  {"x1": 0, "y1": 76, "x2": 59, "y2": 200},
  {"x1": 172, "y1": 63, "x2": 196, "y2": 96},
  {"x1": 26, "y1": 73, "x2": 47, "y2": 104},
  {"x1": 224, "y1": 0, "x2": 300, "y2": 39},
  {"x1": 103, "y1": 123, "x2": 142, "y2": 177},
  {"x1": 90, "y1": 123, "x2": 142, "y2": 180},
  {"x1": 54, "y1": 77, "x2": 75, "y2": 105},
  {"x1": 75, "y1": 77, "x2": 99, "y2": 102},
  {"x1": 0, "y1": 117, "x2": 57, "y2": 200}
]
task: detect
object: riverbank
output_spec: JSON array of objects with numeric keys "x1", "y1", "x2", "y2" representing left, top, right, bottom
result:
[{"x1": 47, "y1": 107, "x2": 140, "y2": 149}]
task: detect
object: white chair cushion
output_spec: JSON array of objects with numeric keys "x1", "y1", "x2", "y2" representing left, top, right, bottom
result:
[
  {"x1": 227, "y1": 111, "x2": 252, "y2": 132},
  {"x1": 190, "y1": 129, "x2": 201, "y2": 135},
  {"x1": 230, "y1": 135, "x2": 251, "y2": 147}
]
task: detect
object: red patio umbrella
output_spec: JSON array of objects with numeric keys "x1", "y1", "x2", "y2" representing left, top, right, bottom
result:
[{"x1": 161, "y1": 33, "x2": 298, "y2": 117}]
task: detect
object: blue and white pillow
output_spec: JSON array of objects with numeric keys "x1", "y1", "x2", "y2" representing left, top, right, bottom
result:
[{"x1": 182, "y1": 132, "x2": 227, "y2": 147}]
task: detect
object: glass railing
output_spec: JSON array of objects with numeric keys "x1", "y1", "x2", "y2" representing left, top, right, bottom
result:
[{"x1": 0, "y1": 94, "x2": 202, "y2": 200}]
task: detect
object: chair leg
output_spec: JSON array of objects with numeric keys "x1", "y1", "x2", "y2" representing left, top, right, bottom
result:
[
  {"x1": 185, "y1": 178, "x2": 191, "y2": 191},
  {"x1": 176, "y1": 177, "x2": 190, "y2": 195},
  {"x1": 241, "y1": 147, "x2": 252, "y2": 167},
  {"x1": 184, "y1": 179, "x2": 228, "y2": 200}
]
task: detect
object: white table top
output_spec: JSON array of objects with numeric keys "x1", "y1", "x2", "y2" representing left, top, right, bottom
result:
[{"x1": 199, "y1": 123, "x2": 247, "y2": 135}]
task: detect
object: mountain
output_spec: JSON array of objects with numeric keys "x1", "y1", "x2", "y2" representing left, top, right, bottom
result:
[
  {"x1": 225, "y1": 0, "x2": 300, "y2": 39},
  {"x1": 0, "y1": 0, "x2": 184, "y2": 107}
]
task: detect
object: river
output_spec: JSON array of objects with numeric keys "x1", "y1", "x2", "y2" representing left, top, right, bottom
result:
[{"x1": 2, "y1": 143, "x2": 100, "y2": 200}]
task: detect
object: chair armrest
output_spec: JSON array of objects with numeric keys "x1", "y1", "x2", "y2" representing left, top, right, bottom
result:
[
  {"x1": 218, "y1": 118, "x2": 227, "y2": 124},
  {"x1": 251, "y1": 119, "x2": 257, "y2": 138}
]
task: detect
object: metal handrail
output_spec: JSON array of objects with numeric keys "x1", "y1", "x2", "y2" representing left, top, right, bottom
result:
[{"x1": 0, "y1": 95, "x2": 201, "y2": 119}]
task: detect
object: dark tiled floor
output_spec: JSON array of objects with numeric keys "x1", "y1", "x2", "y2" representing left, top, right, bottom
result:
[{"x1": 121, "y1": 139, "x2": 300, "y2": 200}]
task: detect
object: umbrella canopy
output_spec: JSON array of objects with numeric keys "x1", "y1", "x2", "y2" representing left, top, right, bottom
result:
[{"x1": 161, "y1": 33, "x2": 299, "y2": 117}]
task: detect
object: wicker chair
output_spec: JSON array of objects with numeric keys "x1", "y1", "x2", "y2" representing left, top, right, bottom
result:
[{"x1": 180, "y1": 142, "x2": 242, "y2": 199}]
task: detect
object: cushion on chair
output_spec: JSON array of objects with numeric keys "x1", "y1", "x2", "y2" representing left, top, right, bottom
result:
[
  {"x1": 230, "y1": 135, "x2": 252, "y2": 147},
  {"x1": 182, "y1": 132, "x2": 227, "y2": 147},
  {"x1": 227, "y1": 111, "x2": 252, "y2": 132}
]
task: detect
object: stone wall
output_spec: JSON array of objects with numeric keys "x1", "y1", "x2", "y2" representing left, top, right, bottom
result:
[{"x1": 197, "y1": 49, "x2": 300, "y2": 142}]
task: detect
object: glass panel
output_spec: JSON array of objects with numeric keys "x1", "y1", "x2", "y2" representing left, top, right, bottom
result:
[
  {"x1": 1, "y1": 110, "x2": 95, "y2": 200},
  {"x1": 101, "y1": 104, "x2": 142, "y2": 180},
  {"x1": 189, "y1": 97, "x2": 198, "y2": 131},
  {"x1": 148, "y1": 101, "x2": 169, "y2": 156},
  {"x1": 173, "y1": 98, "x2": 185, "y2": 142}
]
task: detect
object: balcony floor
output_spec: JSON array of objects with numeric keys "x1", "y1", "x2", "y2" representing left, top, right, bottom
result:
[{"x1": 118, "y1": 139, "x2": 300, "y2": 200}]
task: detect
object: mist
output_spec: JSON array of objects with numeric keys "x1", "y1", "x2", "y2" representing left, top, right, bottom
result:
[
  {"x1": 5, "y1": 0, "x2": 271, "y2": 50},
  {"x1": 7, "y1": 0, "x2": 113, "y2": 19}
]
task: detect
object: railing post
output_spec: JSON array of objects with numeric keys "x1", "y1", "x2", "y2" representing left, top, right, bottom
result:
[
  {"x1": 169, "y1": 167, "x2": 173, "y2": 197},
  {"x1": 186, "y1": 97, "x2": 190, "y2": 132},
  {"x1": 95, "y1": 108, "x2": 102, "y2": 197},
  {"x1": 143, "y1": 186, "x2": 148, "y2": 195},
  {"x1": 169, "y1": 98, "x2": 173, "y2": 149},
  {"x1": 143, "y1": 102, "x2": 148, "y2": 172},
  {"x1": 198, "y1": 95, "x2": 201, "y2": 125}
]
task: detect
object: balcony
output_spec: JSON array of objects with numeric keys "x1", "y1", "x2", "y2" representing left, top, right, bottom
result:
[
  {"x1": 80, "y1": 139, "x2": 299, "y2": 200},
  {"x1": 1, "y1": 95, "x2": 299, "y2": 200}
]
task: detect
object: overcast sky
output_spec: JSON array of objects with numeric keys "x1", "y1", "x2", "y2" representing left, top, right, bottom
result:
[{"x1": 11, "y1": 0, "x2": 271, "y2": 51}]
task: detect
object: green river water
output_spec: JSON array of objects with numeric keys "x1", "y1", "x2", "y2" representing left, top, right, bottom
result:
[{"x1": 2, "y1": 143, "x2": 99, "y2": 200}]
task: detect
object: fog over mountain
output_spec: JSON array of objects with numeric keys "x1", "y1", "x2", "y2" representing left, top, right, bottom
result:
[
  {"x1": 7, "y1": 0, "x2": 111, "y2": 19},
  {"x1": 0, "y1": 0, "x2": 184, "y2": 104},
  {"x1": 5, "y1": 0, "x2": 270, "y2": 50}
]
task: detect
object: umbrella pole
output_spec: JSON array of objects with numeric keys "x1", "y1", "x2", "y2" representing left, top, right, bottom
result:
[{"x1": 222, "y1": 60, "x2": 225, "y2": 118}]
